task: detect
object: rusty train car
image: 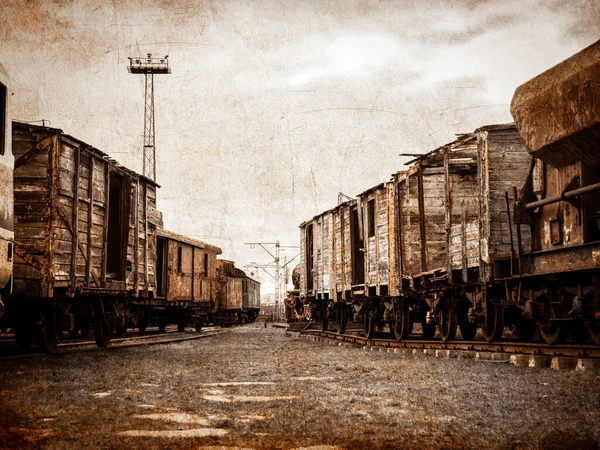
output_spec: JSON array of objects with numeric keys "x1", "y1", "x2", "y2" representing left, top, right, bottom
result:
[
  {"x1": 216, "y1": 259, "x2": 261, "y2": 325},
  {"x1": 1, "y1": 121, "x2": 260, "y2": 352},
  {"x1": 149, "y1": 228, "x2": 222, "y2": 332},
  {"x1": 299, "y1": 40, "x2": 600, "y2": 345}
]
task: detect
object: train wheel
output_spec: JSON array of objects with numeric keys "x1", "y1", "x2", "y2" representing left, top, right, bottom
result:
[
  {"x1": 14, "y1": 326, "x2": 34, "y2": 350},
  {"x1": 586, "y1": 321, "x2": 600, "y2": 345},
  {"x1": 320, "y1": 301, "x2": 329, "y2": 332},
  {"x1": 138, "y1": 312, "x2": 148, "y2": 334},
  {"x1": 94, "y1": 302, "x2": 111, "y2": 348},
  {"x1": 393, "y1": 300, "x2": 412, "y2": 341},
  {"x1": 539, "y1": 305, "x2": 567, "y2": 345},
  {"x1": 336, "y1": 303, "x2": 347, "y2": 335},
  {"x1": 514, "y1": 316, "x2": 536, "y2": 343},
  {"x1": 364, "y1": 312, "x2": 377, "y2": 340},
  {"x1": 38, "y1": 308, "x2": 58, "y2": 354},
  {"x1": 439, "y1": 300, "x2": 457, "y2": 342},
  {"x1": 482, "y1": 303, "x2": 504, "y2": 342}
]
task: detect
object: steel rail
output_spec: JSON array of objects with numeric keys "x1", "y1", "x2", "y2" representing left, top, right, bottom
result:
[
  {"x1": 0, "y1": 328, "x2": 231, "y2": 362},
  {"x1": 302, "y1": 329, "x2": 600, "y2": 359}
]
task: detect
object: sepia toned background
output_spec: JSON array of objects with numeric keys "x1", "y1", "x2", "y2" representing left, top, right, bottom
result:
[{"x1": 1, "y1": 0, "x2": 598, "y2": 295}]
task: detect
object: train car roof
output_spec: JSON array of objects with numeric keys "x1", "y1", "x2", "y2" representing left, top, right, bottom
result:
[
  {"x1": 157, "y1": 228, "x2": 222, "y2": 254},
  {"x1": 299, "y1": 197, "x2": 357, "y2": 228},
  {"x1": 12, "y1": 121, "x2": 160, "y2": 187},
  {"x1": 511, "y1": 40, "x2": 600, "y2": 168}
]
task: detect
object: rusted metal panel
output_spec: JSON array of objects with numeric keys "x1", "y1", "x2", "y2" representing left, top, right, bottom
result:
[
  {"x1": 520, "y1": 242, "x2": 600, "y2": 277},
  {"x1": 511, "y1": 40, "x2": 600, "y2": 169},
  {"x1": 166, "y1": 239, "x2": 193, "y2": 301},
  {"x1": 243, "y1": 277, "x2": 260, "y2": 310},
  {"x1": 158, "y1": 228, "x2": 221, "y2": 304}
]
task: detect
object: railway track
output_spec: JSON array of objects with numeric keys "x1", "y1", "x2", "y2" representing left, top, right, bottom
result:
[
  {"x1": 298, "y1": 325, "x2": 600, "y2": 371},
  {"x1": 0, "y1": 326, "x2": 230, "y2": 362}
]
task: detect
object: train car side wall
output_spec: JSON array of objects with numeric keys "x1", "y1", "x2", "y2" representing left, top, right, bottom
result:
[
  {"x1": 0, "y1": 66, "x2": 13, "y2": 300},
  {"x1": 477, "y1": 126, "x2": 532, "y2": 282},
  {"x1": 359, "y1": 184, "x2": 392, "y2": 296},
  {"x1": 242, "y1": 277, "x2": 260, "y2": 310},
  {"x1": 161, "y1": 236, "x2": 219, "y2": 305},
  {"x1": 11, "y1": 125, "x2": 54, "y2": 298}
]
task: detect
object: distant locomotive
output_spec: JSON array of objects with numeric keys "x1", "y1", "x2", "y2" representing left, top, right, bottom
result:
[{"x1": 298, "y1": 40, "x2": 600, "y2": 345}]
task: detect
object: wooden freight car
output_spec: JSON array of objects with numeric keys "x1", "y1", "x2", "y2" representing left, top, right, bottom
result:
[
  {"x1": 387, "y1": 124, "x2": 533, "y2": 342},
  {"x1": 3, "y1": 121, "x2": 162, "y2": 351},
  {"x1": 510, "y1": 39, "x2": 600, "y2": 344},
  {"x1": 299, "y1": 199, "x2": 358, "y2": 332},
  {"x1": 299, "y1": 123, "x2": 534, "y2": 343},
  {"x1": 147, "y1": 228, "x2": 221, "y2": 331},
  {"x1": 216, "y1": 260, "x2": 261, "y2": 324}
]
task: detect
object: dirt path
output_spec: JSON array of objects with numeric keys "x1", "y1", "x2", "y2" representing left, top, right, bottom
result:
[{"x1": 1, "y1": 324, "x2": 599, "y2": 449}]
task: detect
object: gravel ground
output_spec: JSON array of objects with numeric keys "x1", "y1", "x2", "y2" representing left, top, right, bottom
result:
[{"x1": 1, "y1": 323, "x2": 599, "y2": 450}]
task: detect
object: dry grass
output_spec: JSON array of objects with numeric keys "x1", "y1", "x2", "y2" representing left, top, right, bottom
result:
[{"x1": 0, "y1": 324, "x2": 599, "y2": 449}]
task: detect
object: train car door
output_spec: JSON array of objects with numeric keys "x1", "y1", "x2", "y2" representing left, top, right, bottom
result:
[
  {"x1": 351, "y1": 206, "x2": 365, "y2": 286},
  {"x1": 106, "y1": 172, "x2": 126, "y2": 281}
]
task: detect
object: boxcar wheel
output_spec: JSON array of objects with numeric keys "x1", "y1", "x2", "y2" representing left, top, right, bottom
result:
[
  {"x1": 14, "y1": 326, "x2": 34, "y2": 350},
  {"x1": 320, "y1": 301, "x2": 329, "y2": 332},
  {"x1": 539, "y1": 305, "x2": 567, "y2": 345},
  {"x1": 38, "y1": 308, "x2": 58, "y2": 354},
  {"x1": 393, "y1": 300, "x2": 412, "y2": 341},
  {"x1": 94, "y1": 313, "x2": 111, "y2": 348},
  {"x1": 439, "y1": 300, "x2": 457, "y2": 342},
  {"x1": 336, "y1": 303, "x2": 347, "y2": 335},
  {"x1": 482, "y1": 303, "x2": 504, "y2": 342},
  {"x1": 586, "y1": 321, "x2": 600, "y2": 346}
]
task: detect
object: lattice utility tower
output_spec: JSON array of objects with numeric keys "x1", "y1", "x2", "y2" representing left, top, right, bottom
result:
[{"x1": 127, "y1": 54, "x2": 170, "y2": 182}]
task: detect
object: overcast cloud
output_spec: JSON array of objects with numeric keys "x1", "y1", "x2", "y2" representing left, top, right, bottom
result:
[{"x1": 0, "y1": 0, "x2": 598, "y2": 294}]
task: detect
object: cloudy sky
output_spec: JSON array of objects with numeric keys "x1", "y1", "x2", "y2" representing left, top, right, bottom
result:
[{"x1": 1, "y1": 0, "x2": 598, "y2": 295}]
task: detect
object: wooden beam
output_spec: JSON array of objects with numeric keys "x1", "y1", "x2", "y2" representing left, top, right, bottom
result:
[
  {"x1": 14, "y1": 135, "x2": 54, "y2": 169},
  {"x1": 444, "y1": 152, "x2": 452, "y2": 280},
  {"x1": 86, "y1": 154, "x2": 94, "y2": 286},
  {"x1": 102, "y1": 164, "x2": 109, "y2": 285},
  {"x1": 417, "y1": 166, "x2": 428, "y2": 273},
  {"x1": 58, "y1": 204, "x2": 101, "y2": 288},
  {"x1": 70, "y1": 146, "x2": 80, "y2": 294},
  {"x1": 134, "y1": 179, "x2": 140, "y2": 295}
]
